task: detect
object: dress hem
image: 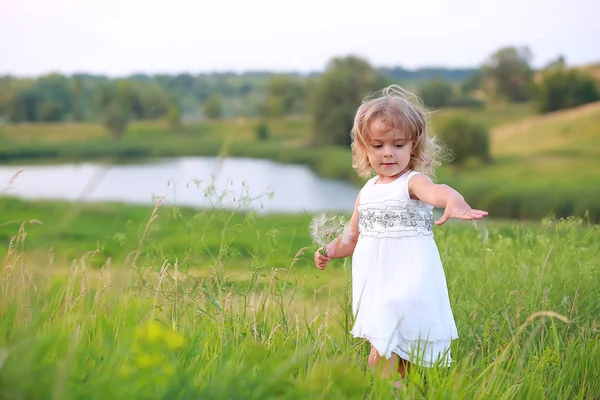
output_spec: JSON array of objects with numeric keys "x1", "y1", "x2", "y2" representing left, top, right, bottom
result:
[{"x1": 350, "y1": 330, "x2": 457, "y2": 368}]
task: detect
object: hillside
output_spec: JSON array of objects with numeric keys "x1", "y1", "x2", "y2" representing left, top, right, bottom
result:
[
  {"x1": 491, "y1": 101, "x2": 600, "y2": 158},
  {"x1": 577, "y1": 63, "x2": 600, "y2": 83},
  {"x1": 453, "y1": 101, "x2": 600, "y2": 186}
]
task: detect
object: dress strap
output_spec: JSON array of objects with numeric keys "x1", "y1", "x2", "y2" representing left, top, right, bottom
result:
[
  {"x1": 404, "y1": 170, "x2": 422, "y2": 197},
  {"x1": 366, "y1": 176, "x2": 379, "y2": 186}
]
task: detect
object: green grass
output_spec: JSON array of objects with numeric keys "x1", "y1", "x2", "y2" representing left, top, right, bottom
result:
[
  {"x1": 0, "y1": 197, "x2": 599, "y2": 399},
  {"x1": 0, "y1": 196, "x2": 310, "y2": 270}
]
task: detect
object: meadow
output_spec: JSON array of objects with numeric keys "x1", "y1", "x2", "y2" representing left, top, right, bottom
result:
[
  {"x1": 1, "y1": 99, "x2": 599, "y2": 398},
  {"x1": 0, "y1": 193, "x2": 599, "y2": 399}
]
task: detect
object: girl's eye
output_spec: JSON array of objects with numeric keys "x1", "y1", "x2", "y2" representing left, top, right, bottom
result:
[
  {"x1": 372, "y1": 145, "x2": 383, "y2": 149},
  {"x1": 395, "y1": 144, "x2": 405, "y2": 148}
]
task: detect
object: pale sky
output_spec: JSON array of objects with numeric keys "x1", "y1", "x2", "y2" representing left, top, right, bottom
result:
[{"x1": 1, "y1": 0, "x2": 599, "y2": 77}]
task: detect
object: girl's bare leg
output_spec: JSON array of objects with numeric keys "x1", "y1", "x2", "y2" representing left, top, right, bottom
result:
[
  {"x1": 368, "y1": 345, "x2": 384, "y2": 372},
  {"x1": 395, "y1": 354, "x2": 411, "y2": 378},
  {"x1": 368, "y1": 345, "x2": 413, "y2": 392},
  {"x1": 388, "y1": 352, "x2": 411, "y2": 390},
  {"x1": 368, "y1": 346, "x2": 409, "y2": 380},
  {"x1": 368, "y1": 345, "x2": 390, "y2": 378}
]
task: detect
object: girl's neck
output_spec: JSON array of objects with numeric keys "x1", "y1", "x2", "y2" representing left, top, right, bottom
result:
[{"x1": 374, "y1": 168, "x2": 410, "y2": 185}]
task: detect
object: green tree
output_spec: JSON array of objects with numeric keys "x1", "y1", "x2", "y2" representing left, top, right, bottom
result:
[
  {"x1": 534, "y1": 68, "x2": 600, "y2": 113},
  {"x1": 203, "y1": 95, "x2": 222, "y2": 120},
  {"x1": 71, "y1": 77, "x2": 84, "y2": 121},
  {"x1": 544, "y1": 55, "x2": 566, "y2": 70},
  {"x1": 568, "y1": 71, "x2": 600, "y2": 107},
  {"x1": 103, "y1": 103, "x2": 129, "y2": 139},
  {"x1": 92, "y1": 79, "x2": 170, "y2": 121},
  {"x1": 138, "y1": 84, "x2": 170, "y2": 119},
  {"x1": 34, "y1": 73, "x2": 71, "y2": 121},
  {"x1": 482, "y1": 46, "x2": 533, "y2": 102},
  {"x1": 438, "y1": 116, "x2": 490, "y2": 165},
  {"x1": 418, "y1": 78, "x2": 454, "y2": 108},
  {"x1": 7, "y1": 84, "x2": 37, "y2": 122},
  {"x1": 36, "y1": 101, "x2": 64, "y2": 122},
  {"x1": 261, "y1": 74, "x2": 306, "y2": 117},
  {"x1": 93, "y1": 83, "x2": 115, "y2": 115},
  {"x1": 0, "y1": 77, "x2": 14, "y2": 119},
  {"x1": 114, "y1": 80, "x2": 143, "y2": 119},
  {"x1": 254, "y1": 121, "x2": 270, "y2": 141},
  {"x1": 311, "y1": 55, "x2": 388, "y2": 146},
  {"x1": 166, "y1": 105, "x2": 182, "y2": 130},
  {"x1": 460, "y1": 71, "x2": 482, "y2": 95}
]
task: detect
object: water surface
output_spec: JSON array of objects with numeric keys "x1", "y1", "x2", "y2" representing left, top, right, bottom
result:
[{"x1": 0, "y1": 157, "x2": 359, "y2": 214}]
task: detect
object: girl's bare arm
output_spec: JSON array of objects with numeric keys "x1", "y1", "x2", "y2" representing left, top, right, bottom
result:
[
  {"x1": 314, "y1": 195, "x2": 360, "y2": 269},
  {"x1": 409, "y1": 174, "x2": 488, "y2": 225}
]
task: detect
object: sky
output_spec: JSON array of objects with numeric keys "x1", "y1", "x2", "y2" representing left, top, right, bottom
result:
[{"x1": 1, "y1": 0, "x2": 599, "y2": 77}]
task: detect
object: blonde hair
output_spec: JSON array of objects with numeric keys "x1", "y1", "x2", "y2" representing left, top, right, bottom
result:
[{"x1": 350, "y1": 85, "x2": 445, "y2": 179}]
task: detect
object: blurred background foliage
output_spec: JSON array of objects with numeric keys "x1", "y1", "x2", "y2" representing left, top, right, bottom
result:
[{"x1": 1, "y1": 45, "x2": 600, "y2": 222}]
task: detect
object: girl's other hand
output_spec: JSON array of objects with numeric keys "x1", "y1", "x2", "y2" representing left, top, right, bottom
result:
[{"x1": 314, "y1": 247, "x2": 334, "y2": 270}]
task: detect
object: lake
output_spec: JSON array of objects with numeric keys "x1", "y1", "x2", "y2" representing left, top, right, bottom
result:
[{"x1": 0, "y1": 157, "x2": 359, "y2": 214}]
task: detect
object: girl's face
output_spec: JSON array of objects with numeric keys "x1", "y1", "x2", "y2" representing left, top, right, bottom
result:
[{"x1": 366, "y1": 120, "x2": 413, "y2": 184}]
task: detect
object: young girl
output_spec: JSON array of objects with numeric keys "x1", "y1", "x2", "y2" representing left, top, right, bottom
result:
[{"x1": 314, "y1": 85, "x2": 488, "y2": 382}]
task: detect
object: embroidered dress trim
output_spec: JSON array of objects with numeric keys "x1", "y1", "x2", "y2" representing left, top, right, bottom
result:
[{"x1": 358, "y1": 199, "x2": 434, "y2": 238}]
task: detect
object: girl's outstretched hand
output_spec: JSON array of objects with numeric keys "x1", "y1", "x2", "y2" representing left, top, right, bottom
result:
[
  {"x1": 436, "y1": 197, "x2": 488, "y2": 226},
  {"x1": 314, "y1": 247, "x2": 334, "y2": 270}
]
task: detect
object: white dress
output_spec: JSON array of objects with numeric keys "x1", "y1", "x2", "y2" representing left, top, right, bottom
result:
[{"x1": 350, "y1": 170, "x2": 458, "y2": 367}]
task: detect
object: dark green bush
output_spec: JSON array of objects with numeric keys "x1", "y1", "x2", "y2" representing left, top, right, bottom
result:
[
  {"x1": 437, "y1": 116, "x2": 490, "y2": 165},
  {"x1": 534, "y1": 68, "x2": 600, "y2": 113},
  {"x1": 418, "y1": 78, "x2": 454, "y2": 108},
  {"x1": 254, "y1": 122, "x2": 270, "y2": 141},
  {"x1": 447, "y1": 96, "x2": 485, "y2": 109}
]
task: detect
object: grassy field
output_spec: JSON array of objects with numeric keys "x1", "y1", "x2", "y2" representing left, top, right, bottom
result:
[{"x1": 0, "y1": 195, "x2": 598, "y2": 399}]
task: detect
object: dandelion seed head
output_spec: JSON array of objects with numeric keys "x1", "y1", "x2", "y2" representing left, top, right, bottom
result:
[
  {"x1": 309, "y1": 213, "x2": 350, "y2": 248},
  {"x1": 340, "y1": 222, "x2": 354, "y2": 244}
]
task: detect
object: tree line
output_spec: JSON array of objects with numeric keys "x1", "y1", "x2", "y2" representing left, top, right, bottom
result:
[
  {"x1": 308, "y1": 47, "x2": 599, "y2": 166},
  {"x1": 0, "y1": 66, "x2": 481, "y2": 126},
  {"x1": 1, "y1": 45, "x2": 598, "y2": 153}
]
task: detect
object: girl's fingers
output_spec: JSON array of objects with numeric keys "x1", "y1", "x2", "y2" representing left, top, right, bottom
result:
[
  {"x1": 460, "y1": 209, "x2": 488, "y2": 219},
  {"x1": 315, "y1": 250, "x2": 330, "y2": 269},
  {"x1": 470, "y1": 210, "x2": 488, "y2": 219},
  {"x1": 435, "y1": 210, "x2": 450, "y2": 225},
  {"x1": 437, "y1": 208, "x2": 488, "y2": 224}
]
